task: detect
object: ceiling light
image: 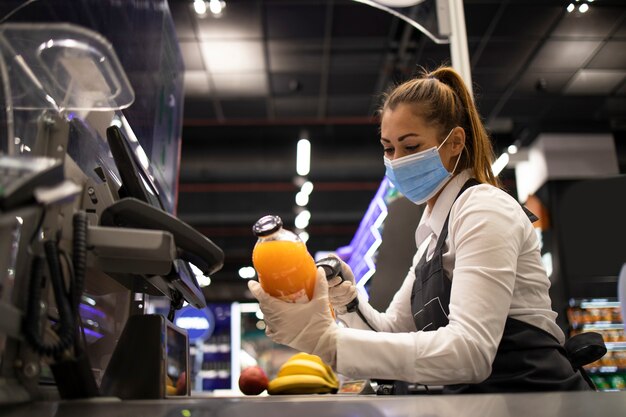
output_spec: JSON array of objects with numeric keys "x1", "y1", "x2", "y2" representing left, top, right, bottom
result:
[
  {"x1": 196, "y1": 275, "x2": 212, "y2": 287},
  {"x1": 296, "y1": 138, "x2": 311, "y2": 176},
  {"x1": 295, "y1": 191, "x2": 309, "y2": 207},
  {"x1": 208, "y1": 0, "x2": 225, "y2": 15},
  {"x1": 189, "y1": 262, "x2": 212, "y2": 286},
  {"x1": 300, "y1": 181, "x2": 314, "y2": 195},
  {"x1": 238, "y1": 266, "x2": 256, "y2": 279},
  {"x1": 579, "y1": 3, "x2": 589, "y2": 12},
  {"x1": 566, "y1": 3, "x2": 575, "y2": 12},
  {"x1": 200, "y1": 41, "x2": 266, "y2": 73},
  {"x1": 294, "y1": 210, "x2": 311, "y2": 229},
  {"x1": 193, "y1": 0, "x2": 207, "y2": 15},
  {"x1": 507, "y1": 144, "x2": 518, "y2": 154},
  {"x1": 298, "y1": 231, "x2": 309, "y2": 243}
]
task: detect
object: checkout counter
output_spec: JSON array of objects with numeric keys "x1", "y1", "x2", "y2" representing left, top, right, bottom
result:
[{"x1": 3, "y1": 390, "x2": 626, "y2": 417}]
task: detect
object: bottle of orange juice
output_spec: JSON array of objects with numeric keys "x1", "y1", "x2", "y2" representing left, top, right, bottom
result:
[{"x1": 252, "y1": 215, "x2": 317, "y2": 303}]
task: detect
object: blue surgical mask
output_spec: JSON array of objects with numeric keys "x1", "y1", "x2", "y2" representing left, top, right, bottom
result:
[{"x1": 384, "y1": 129, "x2": 461, "y2": 205}]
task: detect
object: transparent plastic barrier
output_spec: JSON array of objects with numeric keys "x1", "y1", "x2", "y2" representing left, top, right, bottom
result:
[
  {"x1": 0, "y1": 23, "x2": 134, "y2": 112},
  {"x1": 0, "y1": 23, "x2": 135, "y2": 156}
]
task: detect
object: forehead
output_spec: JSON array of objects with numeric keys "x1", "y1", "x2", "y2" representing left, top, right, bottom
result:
[{"x1": 380, "y1": 104, "x2": 430, "y2": 135}]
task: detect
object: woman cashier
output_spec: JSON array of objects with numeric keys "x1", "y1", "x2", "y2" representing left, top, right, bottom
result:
[{"x1": 249, "y1": 66, "x2": 590, "y2": 393}]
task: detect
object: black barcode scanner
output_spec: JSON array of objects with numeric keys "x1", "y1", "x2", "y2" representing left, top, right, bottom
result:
[{"x1": 316, "y1": 256, "x2": 359, "y2": 313}]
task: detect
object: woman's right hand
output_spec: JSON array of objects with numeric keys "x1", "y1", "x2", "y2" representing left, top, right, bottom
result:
[{"x1": 327, "y1": 256, "x2": 358, "y2": 315}]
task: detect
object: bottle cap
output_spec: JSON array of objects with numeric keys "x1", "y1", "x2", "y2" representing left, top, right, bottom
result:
[{"x1": 253, "y1": 215, "x2": 283, "y2": 237}]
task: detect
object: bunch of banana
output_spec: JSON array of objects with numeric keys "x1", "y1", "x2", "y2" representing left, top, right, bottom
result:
[{"x1": 267, "y1": 352, "x2": 339, "y2": 395}]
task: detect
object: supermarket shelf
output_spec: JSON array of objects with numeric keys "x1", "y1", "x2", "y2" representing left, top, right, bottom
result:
[
  {"x1": 584, "y1": 323, "x2": 623, "y2": 330},
  {"x1": 589, "y1": 374, "x2": 626, "y2": 391},
  {"x1": 570, "y1": 321, "x2": 624, "y2": 330},
  {"x1": 606, "y1": 341, "x2": 626, "y2": 351},
  {"x1": 586, "y1": 366, "x2": 626, "y2": 374},
  {"x1": 579, "y1": 300, "x2": 621, "y2": 309},
  {"x1": 568, "y1": 298, "x2": 625, "y2": 392}
]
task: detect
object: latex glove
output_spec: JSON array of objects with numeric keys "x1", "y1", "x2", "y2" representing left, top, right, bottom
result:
[
  {"x1": 248, "y1": 267, "x2": 338, "y2": 366},
  {"x1": 326, "y1": 256, "x2": 358, "y2": 315}
]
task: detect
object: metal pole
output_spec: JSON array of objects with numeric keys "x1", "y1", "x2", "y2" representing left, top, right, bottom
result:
[{"x1": 439, "y1": 0, "x2": 473, "y2": 96}]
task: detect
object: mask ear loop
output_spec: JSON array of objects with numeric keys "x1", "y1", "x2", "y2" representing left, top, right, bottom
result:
[
  {"x1": 436, "y1": 128, "x2": 455, "y2": 151},
  {"x1": 437, "y1": 128, "x2": 463, "y2": 174},
  {"x1": 450, "y1": 147, "x2": 463, "y2": 174}
]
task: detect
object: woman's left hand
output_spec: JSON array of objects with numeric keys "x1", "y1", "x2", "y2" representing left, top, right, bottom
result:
[{"x1": 248, "y1": 267, "x2": 338, "y2": 366}]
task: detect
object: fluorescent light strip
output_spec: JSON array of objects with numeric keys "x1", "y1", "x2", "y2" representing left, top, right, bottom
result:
[{"x1": 296, "y1": 139, "x2": 310, "y2": 176}]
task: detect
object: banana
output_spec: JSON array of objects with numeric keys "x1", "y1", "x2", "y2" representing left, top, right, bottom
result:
[
  {"x1": 277, "y1": 359, "x2": 337, "y2": 386},
  {"x1": 267, "y1": 353, "x2": 340, "y2": 395},
  {"x1": 278, "y1": 359, "x2": 329, "y2": 377},
  {"x1": 288, "y1": 352, "x2": 326, "y2": 366},
  {"x1": 267, "y1": 374, "x2": 338, "y2": 395}
]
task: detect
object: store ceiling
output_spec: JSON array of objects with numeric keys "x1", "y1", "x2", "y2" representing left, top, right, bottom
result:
[
  {"x1": 172, "y1": 0, "x2": 626, "y2": 131},
  {"x1": 166, "y1": 0, "x2": 626, "y2": 302}
]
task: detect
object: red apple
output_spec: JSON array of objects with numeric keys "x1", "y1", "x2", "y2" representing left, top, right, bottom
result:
[{"x1": 238, "y1": 366, "x2": 269, "y2": 395}]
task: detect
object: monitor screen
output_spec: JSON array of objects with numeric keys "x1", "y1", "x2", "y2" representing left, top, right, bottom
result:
[{"x1": 165, "y1": 322, "x2": 189, "y2": 396}]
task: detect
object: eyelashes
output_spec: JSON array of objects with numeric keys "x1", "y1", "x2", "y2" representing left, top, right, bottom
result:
[{"x1": 382, "y1": 145, "x2": 420, "y2": 156}]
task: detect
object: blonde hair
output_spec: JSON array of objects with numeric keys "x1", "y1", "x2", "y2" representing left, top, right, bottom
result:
[{"x1": 379, "y1": 66, "x2": 501, "y2": 188}]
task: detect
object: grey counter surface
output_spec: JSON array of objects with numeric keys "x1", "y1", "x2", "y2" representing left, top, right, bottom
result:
[{"x1": 2, "y1": 391, "x2": 626, "y2": 417}]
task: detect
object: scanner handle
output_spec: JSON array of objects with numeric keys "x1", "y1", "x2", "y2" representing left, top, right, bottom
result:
[{"x1": 315, "y1": 256, "x2": 359, "y2": 313}]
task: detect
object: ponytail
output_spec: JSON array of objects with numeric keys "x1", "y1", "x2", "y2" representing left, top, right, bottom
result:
[{"x1": 379, "y1": 66, "x2": 501, "y2": 188}]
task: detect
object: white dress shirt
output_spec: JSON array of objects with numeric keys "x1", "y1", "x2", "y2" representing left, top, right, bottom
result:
[{"x1": 336, "y1": 170, "x2": 565, "y2": 385}]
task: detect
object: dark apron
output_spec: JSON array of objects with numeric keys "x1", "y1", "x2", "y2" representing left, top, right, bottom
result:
[{"x1": 410, "y1": 179, "x2": 589, "y2": 393}]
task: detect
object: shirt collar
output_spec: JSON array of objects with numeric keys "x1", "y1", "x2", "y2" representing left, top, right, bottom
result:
[{"x1": 416, "y1": 169, "x2": 473, "y2": 245}]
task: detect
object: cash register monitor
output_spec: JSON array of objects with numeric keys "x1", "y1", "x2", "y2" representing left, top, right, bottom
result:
[{"x1": 166, "y1": 322, "x2": 189, "y2": 396}]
